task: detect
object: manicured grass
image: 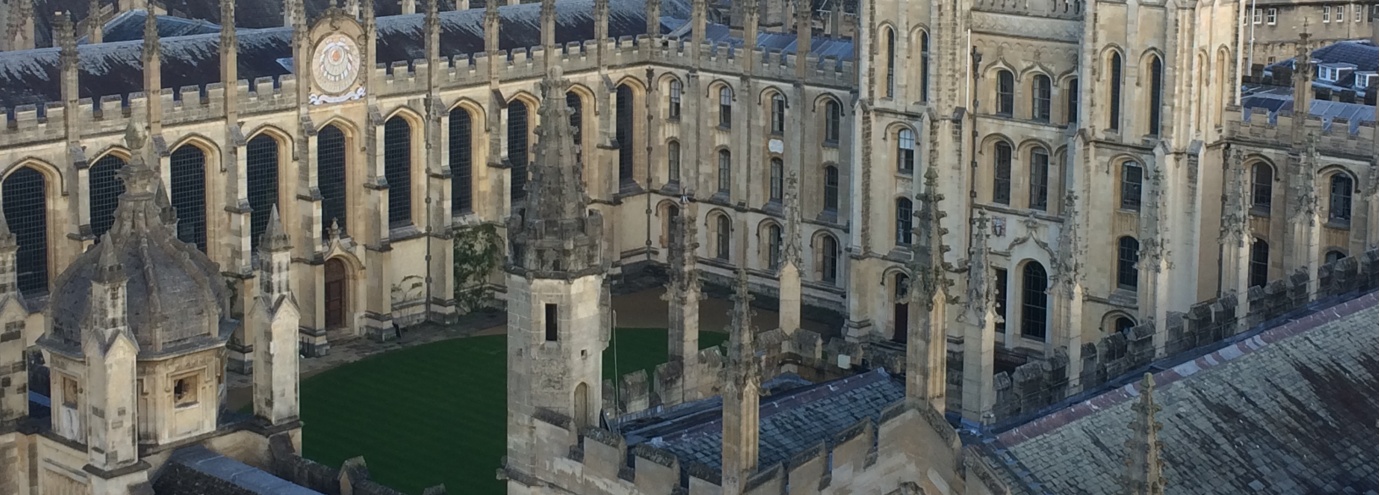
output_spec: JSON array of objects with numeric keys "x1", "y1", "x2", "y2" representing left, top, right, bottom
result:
[{"x1": 299, "y1": 328, "x2": 727, "y2": 495}]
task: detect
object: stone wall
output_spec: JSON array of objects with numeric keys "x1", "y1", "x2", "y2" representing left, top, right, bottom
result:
[{"x1": 268, "y1": 434, "x2": 445, "y2": 495}]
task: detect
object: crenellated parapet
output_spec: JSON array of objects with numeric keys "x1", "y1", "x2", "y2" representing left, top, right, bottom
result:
[
  {"x1": 971, "y1": 0, "x2": 1083, "y2": 19},
  {"x1": 516, "y1": 398, "x2": 971, "y2": 495},
  {"x1": 1225, "y1": 105, "x2": 1379, "y2": 158}
]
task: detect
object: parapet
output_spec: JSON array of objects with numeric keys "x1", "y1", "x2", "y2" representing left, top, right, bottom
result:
[
  {"x1": 1225, "y1": 104, "x2": 1378, "y2": 157},
  {"x1": 973, "y1": 0, "x2": 1083, "y2": 19}
]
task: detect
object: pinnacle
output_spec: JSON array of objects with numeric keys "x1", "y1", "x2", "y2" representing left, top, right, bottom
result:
[
  {"x1": 92, "y1": 233, "x2": 127, "y2": 284},
  {"x1": 262, "y1": 205, "x2": 292, "y2": 253}
]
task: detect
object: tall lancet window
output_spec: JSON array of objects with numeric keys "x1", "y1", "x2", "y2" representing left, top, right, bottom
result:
[
  {"x1": 1020, "y1": 262, "x2": 1048, "y2": 340},
  {"x1": 89, "y1": 154, "x2": 127, "y2": 241},
  {"x1": 884, "y1": 28, "x2": 896, "y2": 98},
  {"x1": 384, "y1": 116, "x2": 413, "y2": 228},
  {"x1": 567, "y1": 92, "x2": 583, "y2": 166},
  {"x1": 450, "y1": 107, "x2": 474, "y2": 214},
  {"x1": 616, "y1": 84, "x2": 636, "y2": 186},
  {"x1": 508, "y1": 100, "x2": 531, "y2": 202},
  {"x1": 1029, "y1": 148, "x2": 1049, "y2": 211},
  {"x1": 170, "y1": 145, "x2": 208, "y2": 252},
  {"x1": 1148, "y1": 55, "x2": 1164, "y2": 136},
  {"x1": 3, "y1": 167, "x2": 47, "y2": 296},
  {"x1": 247, "y1": 134, "x2": 280, "y2": 251},
  {"x1": 919, "y1": 31, "x2": 931, "y2": 103},
  {"x1": 318, "y1": 124, "x2": 349, "y2": 237},
  {"x1": 1108, "y1": 53, "x2": 1123, "y2": 131}
]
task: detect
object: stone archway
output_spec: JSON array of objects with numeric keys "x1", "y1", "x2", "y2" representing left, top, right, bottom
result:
[{"x1": 324, "y1": 258, "x2": 349, "y2": 329}]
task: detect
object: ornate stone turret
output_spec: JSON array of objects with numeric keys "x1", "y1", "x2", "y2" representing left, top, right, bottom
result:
[
  {"x1": 959, "y1": 211, "x2": 996, "y2": 424},
  {"x1": 906, "y1": 165, "x2": 951, "y2": 412},
  {"x1": 1287, "y1": 134, "x2": 1322, "y2": 296},
  {"x1": 1137, "y1": 163, "x2": 1172, "y2": 356},
  {"x1": 1051, "y1": 190, "x2": 1087, "y2": 390},
  {"x1": 1219, "y1": 148, "x2": 1251, "y2": 325},
  {"x1": 778, "y1": 172, "x2": 803, "y2": 334},
  {"x1": 80, "y1": 232, "x2": 143, "y2": 484},
  {"x1": 506, "y1": 67, "x2": 604, "y2": 278},
  {"x1": 661, "y1": 199, "x2": 700, "y2": 404},
  {"x1": 1121, "y1": 373, "x2": 1167, "y2": 495},
  {"x1": 722, "y1": 267, "x2": 760, "y2": 495},
  {"x1": 252, "y1": 207, "x2": 301, "y2": 429}
]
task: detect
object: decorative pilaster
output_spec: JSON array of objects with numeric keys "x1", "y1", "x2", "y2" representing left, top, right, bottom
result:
[
  {"x1": 82, "y1": 237, "x2": 140, "y2": 472},
  {"x1": 1050, "y1": 191, "x2": 1086, "y2": 390},
  {"x1": 661, "y1": 199, "x2": 701, "y2": 404},
  {"x1": 1121, "y1": 373, "x2": 1167, "y2": 495},
  {"x1": 906, "y1": 165, "x2": 952, "y2": 413},
  {"x1": 1286, "y1": 137, "x2": 1322, "y2": 297},
  {"x1": 959, "y1": 211, "x2": 996, "y2": 425},
  {"x1": 721, "y1": 268, "x2": 760, "y2": 495},
  {"x1": 252, "y1": 208, "x2": 301, "y2": 427},
  {"x1": 1219, "y1": 148, "x2": 1251, "y2": 325},
  {"x1": 1137, "y1": 165, "x2": 1171, "y2": 357}
]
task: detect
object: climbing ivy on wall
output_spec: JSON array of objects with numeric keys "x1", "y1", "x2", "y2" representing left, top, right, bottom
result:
[{"x1": 453, "y1": 223, "x2": 503, "y2": 313}]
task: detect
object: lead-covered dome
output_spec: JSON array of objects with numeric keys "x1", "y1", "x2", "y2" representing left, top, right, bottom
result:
[{"x1": 40, "y1": 126, "x2": 233, "y2": 357}]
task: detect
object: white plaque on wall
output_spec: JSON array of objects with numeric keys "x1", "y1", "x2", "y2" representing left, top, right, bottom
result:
[{"x1": 768, "y1": 139, "x2": 784, "y2": 154}]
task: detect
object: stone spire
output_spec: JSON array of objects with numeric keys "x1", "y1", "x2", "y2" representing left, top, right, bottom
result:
[
  {"x1": 1219, "y1": 147, "x2": 1252, "y2": 322},
  {"x1": 1051, "y1": 191, "x2": 1084, "y2": 297},
  {"x1": 1122, "y1": 373, "x2": 1167, "y2": 495},
  {"x1": 781, "y1": 171, "x2": 803, "y2": 267},
  {"x1": 959, "y1": 210, "x2": 997, "y2": 424},
  {"x1": 540, "y1": 0, "x2": 556, "y2": 67},
  {"x1": 110, "y1": 123, "x2": 171, "y2": 237},
  {"x1": 506, "y1": 67, "x2": 603, "y2": 278},
  {"x1": 252, "y1": 204, "x2": 300, "y2": 426},
  {"x1": 667, "y1": 204, "x2": 700, "y2": 294},
  {"x1": 1051, "y1": 190, "x2": 1087, "y2": 390},
  {"x1": 722, "y1": 266, "x2": 759, "y2": 494},
  {"x1": 58, "y1": 10, "x2": 80, "y2": 154},
  {"x1": 259, "y1": 206, "x2": 293, "y2": 296},
  {"x1": 662, "y1": 200, "x2": 701, "y2": 404},
  {"x1": 778, "y1": 172, "x2": 803, "y2": 333},
  {"x1": 960, "y1": 211, "x2": 994, "y2": 325},
  {"x1": 221, "y1": 0, "x2": 237, "y2": 118},
  {"x1": 1291, "y1": 31, "x2": 1314, "y2": 143},
  {"x1": 88, "y1": 0, "x2": 103, "y2": 43},
  {"x1": 906, "y1": 165, "x2": 950, "y2": 410}
]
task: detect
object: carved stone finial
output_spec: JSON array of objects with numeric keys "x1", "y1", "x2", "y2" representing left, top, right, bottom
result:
[
  {"x1": 1121, "y1": 373, "x2": 1167, "y2": 495},
  {"x1": 781, "y1": 171, "x2": 803, "y2": 267},
  {"x1": 261, "y1": 206, "x2": 292, "y2": 253},
  {"x1": 910, "y1": 164, "x2": 950, "y2": 308},
  {"x1": 1219, "y1": 148, "x2": 1251, "y2": 247},
  {"x1": 961, "y1": 211, "x2": 994, "y2": 324},
  {"x1": 92, "y1": 233, "x2": 127, "y2": 284},
  {"x1": 727, "y1": 267, "x2": 756, "y2": 381},
  {"x1": 1052, "y1": 190, "x2": 1084, "y2": 296}
]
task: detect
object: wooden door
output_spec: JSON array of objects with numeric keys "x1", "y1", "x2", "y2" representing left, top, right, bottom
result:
[{"x1": 324, "y1": 258, "x2": 347, "y2": 329}]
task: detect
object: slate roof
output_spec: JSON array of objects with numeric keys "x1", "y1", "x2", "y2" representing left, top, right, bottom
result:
[
  {"x1": 0, "y1": 0, "x2": 689, "y2": 109},
  {"x1": 152, "y1": 445, "x2": 325, "y2": 495},
  {"x1": 623, "y1": 368, "x2": 905, "y2": 473},
  {"x1": 981, "y1": 292, "x2": 1380, "y2": 495},
  {"x1": 1239, "y1": 90, "x2": 1377, "y2": 124},
  {"x1": 661, "y1": 18, "x2": 856, "y2": 60},
  {"x1": 81, "y1": 9, "x2": 223, "y2": 44}
]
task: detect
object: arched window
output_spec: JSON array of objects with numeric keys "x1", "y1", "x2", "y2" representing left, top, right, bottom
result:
[
  {"x1": 884, "y1": 28, "x2": 896, "y2": 98},
  {"x1": 715, "y1": 215, "x2": 731, "y2": 260},
  {"x1": 384, "y1": 117, "x2": 413, "y2": 227},
  {"x1": 1251, "y1": 163, "x2": 1272, "y2": 213},
  {"x1": 1114, "y1": 316, "x2": 1136, "y2": 333},
  {"x1": 821, "y1": 235, "x2": 839, "y2": 284},
  {"x1": 717, "y1": 150, "x2": 732, "y2": 194},
  {"x1": 89, "y1": 154, "x2": 126, "y2": 240},
  {"x1": 824, "y1": 100, "x2": 841, "y2": 143},
  {"x1": 616, "y1": 85, "x2": 636, "y2": 186},
  {"x1": 170, "y1": 145, "x2": 208, "y2": 252},
  {"x1": 667, "y1": 140, "x2": 682, "y2": 184},
  {"x1": 719, "y1": 86, "x2": 733, "y2": 127},
  {"x1": 1029, "y1": 148, "x2": 1049, "y2": 211},
  {"x1": 996, "y1": 70, "x2": 1015, "y2": 116},
  {"x1": 823, "y1": 166, "x2": 840, "y2": 212},
  {"x1": 668, "y1": 79, "x2": 682, "y2": 119},
  {"x1": 450, "y1": 107, "x2": 474, "y2": 214},
  {"x1": 246, "y1": 134, "x2": 280, "y2": 251},
  {"x1": 769, "y1": 158, "x2": 784, "y2": 202},
  {"x1": 1329, "y1": 173, "x2": 1353, "y2": 224},
  {"x1": 919, "y1": 32, "x2": 931, "y2": 103},
  {"x1": 1148, "y1": 55, "x2": 1163, "y2": 136},
  {"x1": 896, "y1": 197, "x2": 913, "y2": 245},
  {"x1": 896, "y1": 128, "x2": 916, "y2": 173},
  {"x1": 566, "y1": 92, "x2": 583, "y2": 165},
  {"x1": 1066, "y1": 78, "x2": 1080, "y2": 125},
  {"x1": 1032, "y1": 74, "x2": 1052, "y2": 122},
  {"x1": 318, "y1": 124, "x2": 348, "y2": 237},
  {"x1": 767, "y1": 223, "x2": 782, "y2": 269},
  {"x1": 1108, "y1": 53, "x2": 1123, "y2": 131},
  {"x1": 508, "y1": 100, "x2": 531, "y2": 201},
  {"x1": 992, "y1": 142, "x2": 1012, "y2": 205},
  {"x1": 1325, "y1": 250, "x2": 1347, "y2": 264},
  {"x1": 1020, "y1": 262, "x2": 1048, "y2": 340},
  {"x1": 770, "y1": 93, "x2": 786, "y2": 135},
  {"x1": 1249, "y1": 238, "x2": 1269, "y2": 288},
  {"x1": 1117, "y1": 236, "x2": 1140, "y2": 290},
  {"x1": 1120, "y1": 161, "x2": 1142, "y2": 211},
  {"x1": 3, "y1": 167, "x2": 47, "y2": 296}
]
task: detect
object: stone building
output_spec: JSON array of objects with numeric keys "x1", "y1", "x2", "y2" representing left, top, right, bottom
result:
[
  {"x1": 1242, "y1": 0, "x2": 1377, "y2": 67},
  {"x1": 0, "y1": 0, "x2": 1371, "y2": 464}
]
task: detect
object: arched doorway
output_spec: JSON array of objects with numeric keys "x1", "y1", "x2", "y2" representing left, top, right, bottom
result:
[
  {"x1": 573, "y1": 382, "x2": 589, "y2": 430},
  {"x1": 324, "y1": 258, "x2": 348, "y2": 329}
]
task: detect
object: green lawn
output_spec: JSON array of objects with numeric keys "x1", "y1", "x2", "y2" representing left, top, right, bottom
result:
[{"x1": 298, "y1": 328, "x2": 727, "y2": 495}]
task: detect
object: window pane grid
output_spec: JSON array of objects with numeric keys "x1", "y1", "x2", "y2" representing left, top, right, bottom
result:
[
  {"x1": 318, "y1": 125, "x2": 348, "y2": 238},
  {"x1": 1066, "y1": 79, "x2": 1080, "y2": 125},
  {"x1": 993, "y1": 143, "x2": 1012, "y2": 205},
  {"x1": 4, "y1": 168, "x2": 47, "y2": 296},
  {"x1": 668, "y1": 81, "x2": 682, "y2": 119},
  {"x1": 1117, "y1": 237, "x2": 1140, "y2": 290},
  {"x1": 822, "y1": 237, "x2": 838, "y2": 283},
  {"x1": 1109, "y1": 54, "x2": 1123, "y2": 130},
  {"x1": 1033, "y1": 76, "x2": 1051, "y2": 122},
  {"x1": 1121, "y1": 163, "x2": 1143, "y2": 210},
  {"x1": 450, "y1": 108, "x2": 473, "y2": 214},
  {"x1": 1249, "y1": 240, "x2": 1269, "y2": 288},
  {"x1": 1251, "y1": 164, "x2": 1272, "y2": 213},
  {"x1": 824, "y1": 166, "x2": 839, "y2": 211},
  {"x1": 384, "y1": 117, "x2": 413, "y2": 227},
  {"x1": 719, "y1": 88, "x2": 733, "y2": 127},
  {"x1": 920, "y1": 33, "x2": 930, "y2": 103},
  {"x1": 89, "y1": 155, "x2": 126, "y2": 241},
  {"x1": 1330, "y1": 175, "x2": 1353, "y2": 223},
  {"x1": 617, "y1": 86, "x2": 635, "y2": 184},
  {"x1": 247, "y1": 135, "x2": 280, "y2": 251},
  {"x1": 1020, "y1": 263, "x2": 1048, "y2": 339},
  {"x1": 668, "y1": 141, "x2": 681, "y2": 183},
  {"x1": 897, "y1": 130, "x2": 915, "y2": 172},
  {"x1": 896, "y1": 198, "x2": 913, "y2": 245},
  {"x1": 1029, "y1": 150, "x2": 1049, "y2": 211},
  {"x1": 567, "y1": 93, "x2": 583, "y2": 166},
  {"x1": 509, "y1": 102, "x2": 530, "y2": 202},
  {"x1": 718, "y1": 150, "x2": 731, "y2": 193},
  {"x1": 997, "y1": 71, "x2": 1014, "y2": 116},
  {"x1": 768, "y1": 225, "x2": 782, "y2": 269},
  {"x1": 770, "y1": 159, "x2": 783, "y2": 201},
  {"x1": 771, "y1": 95, "x2": 785, "y2": 134},
  {"x1": 1148, "y1": 58, "x2": 1164, "y2": 135},
  {"x1": 170, "y1": 146, "x2": 208, "y2": 252},
  {"x1": 825, "y1": 102, "x2": 841, "y2": 143},
  {"x1": 716, "y1": 216, "x2": 730, "y2": 260}
]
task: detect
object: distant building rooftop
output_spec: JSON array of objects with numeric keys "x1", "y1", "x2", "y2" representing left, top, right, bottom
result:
[
  {"x1": 151, "y1": 445, "x2": 326, "y2": 495},
  {"x1": 979, "y1": 291, "x2": 1380, "y2": 495}
]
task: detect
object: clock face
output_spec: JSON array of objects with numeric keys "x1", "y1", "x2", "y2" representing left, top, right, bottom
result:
[{"x1": 312, "y1": 34, "x2": 360, "y2": 96}]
